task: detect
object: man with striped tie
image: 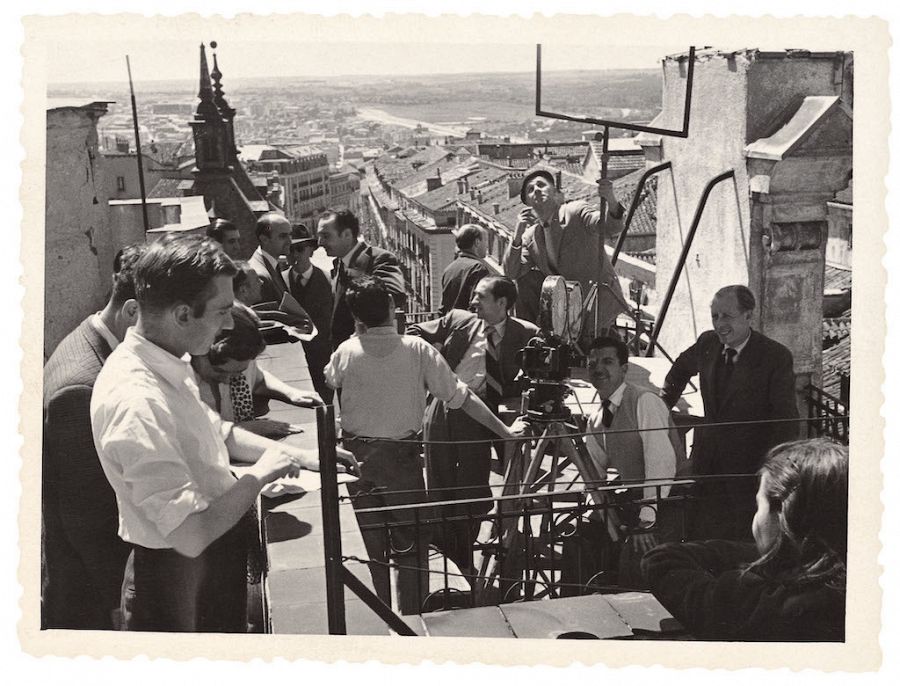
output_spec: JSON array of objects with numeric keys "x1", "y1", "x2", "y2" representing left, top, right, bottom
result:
[{"x1": 407, "y1": 276, "x2": 538, "y2": 570}]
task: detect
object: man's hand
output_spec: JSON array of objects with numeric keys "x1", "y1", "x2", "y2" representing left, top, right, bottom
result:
[
  {"x1": 515, "y1": 208, "x2": 537, "y2": 239},
  {"x1": 596, "y1": 178, "x2": 619, "y2": 205},
  {"x1": 336, "y1": 447, "x2": 360, "y2": 477},
  {"x1": 247, "y1": 446, "x2": 305, "y2": 485},
  {"x1": 627, "y1": 530, "x2": 661, "y2": 557},
  {"x1": 288, "y1": 390, "x2": 324, "y2": 408},
  {"x1": 508, "y1": 416, "x2": 531, "y2": 437}
]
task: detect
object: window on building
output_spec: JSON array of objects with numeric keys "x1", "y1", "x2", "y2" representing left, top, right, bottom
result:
[{"x1": 116, "y1": 176, "x2": 126, "y2": 192}]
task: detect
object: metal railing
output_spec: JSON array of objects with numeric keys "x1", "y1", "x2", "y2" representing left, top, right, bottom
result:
[
  {"x1": 806, "y1": 383, "x2": 850, "y2": 444},
  {"x1": 312, "y1": 408, "x2": 829, "y2": 632}
]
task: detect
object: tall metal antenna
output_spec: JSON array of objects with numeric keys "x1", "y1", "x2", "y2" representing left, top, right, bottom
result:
[{"x1": 126, "y1": 55, "x2": 150, "y2": 234}]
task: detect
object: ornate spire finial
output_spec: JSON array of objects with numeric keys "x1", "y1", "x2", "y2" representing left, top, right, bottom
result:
[
  {"x1": 195, "y1": 42, "x2": 220, "y2": 121},
  {"x1": 209, "y1": 40, "x2": 235, "y2": 118}
]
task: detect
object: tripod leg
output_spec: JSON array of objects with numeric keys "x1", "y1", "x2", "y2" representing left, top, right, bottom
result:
[
  {"x1": 522, "y1": 427, "x2": 553, "y2": 493},
  {"x1": 557, "y1": 435, "x2": 621, "y2": 543}
]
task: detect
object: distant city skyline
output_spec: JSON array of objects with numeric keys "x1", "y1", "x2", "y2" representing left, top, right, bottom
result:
[{"x1": 46, "y1": 40, "x2": 688, "y2": 87}]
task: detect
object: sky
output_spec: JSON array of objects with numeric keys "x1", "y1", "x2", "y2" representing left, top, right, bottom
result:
[{"x1": 45, "y1": 40, "x2": 685, "y2": 87}]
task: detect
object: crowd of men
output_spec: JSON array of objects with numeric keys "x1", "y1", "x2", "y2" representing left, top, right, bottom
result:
[{"x1": 42, "y1": 169, "x2": 801, "y2": 631}]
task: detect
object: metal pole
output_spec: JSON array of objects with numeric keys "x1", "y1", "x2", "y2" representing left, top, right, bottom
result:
[
  {"x1": 317, "y1": 404, "x2": 347, "y2": 635},
  {"x1": 596, "y1": 127, "x2": 609, "y2": 334},
  {"x1": 611, "y1": 161, "x2": 672, "y2": 265},
  {"x1": 647, "y1": 170, "x2": 736, "y2": 356},
  {"x1": 126, "y1": 55, "x2": 150, "y2": 235}
]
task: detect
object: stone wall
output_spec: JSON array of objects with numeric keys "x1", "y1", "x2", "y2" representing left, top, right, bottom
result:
[{"x1": 45, "y1": 105, "x2": 113, "y2": 358}]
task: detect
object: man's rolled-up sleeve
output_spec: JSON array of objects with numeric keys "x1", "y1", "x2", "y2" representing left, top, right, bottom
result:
[
  {"x1": 324, "y1": 348, "x2": 344, "y2": 389},
  {"x1": 96, "y1": 401, "x2": 210, "y2": 539},
  {"x1": 420, "y1": 343, "x2": 468, "y2": 409}
]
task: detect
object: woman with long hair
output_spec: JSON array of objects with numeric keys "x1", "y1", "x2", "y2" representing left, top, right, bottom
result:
[{"x1": 642, "y1": 438, "x2": 848, "y2": 641}]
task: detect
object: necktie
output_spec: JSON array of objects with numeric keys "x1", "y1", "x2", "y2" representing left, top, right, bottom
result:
[
  {"x1": 722, "y1": 347, "x2": 737, "y2": 386},
  {"x1": 274, "y1": 263, "x2": 288, "y2": 293},
  {"x1": 229, "y1": 373, "x2": 256, "y2": 422},
  {"x1": 484, "y1": 324, "x2": 503, "y2": 403},
  {"x1": 601, "y1": 398, "x2": 614, "y2": 429},
  {"x1": 333, "y1": 260, "x2": 346, "y2": 294}
]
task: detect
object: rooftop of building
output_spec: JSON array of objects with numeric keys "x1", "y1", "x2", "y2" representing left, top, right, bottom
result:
[{"x1": 147, "y1": 177, "x2": 186, "y2": 199}]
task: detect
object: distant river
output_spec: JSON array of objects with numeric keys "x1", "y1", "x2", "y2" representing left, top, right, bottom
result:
[{"x1": 356, "y1": 106, "x2": 469, "y2": 138}]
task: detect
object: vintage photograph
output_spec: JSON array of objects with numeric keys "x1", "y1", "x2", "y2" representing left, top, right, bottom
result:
[{"x1": 16, "y1": 8, "x2": 889, "y2": 672}]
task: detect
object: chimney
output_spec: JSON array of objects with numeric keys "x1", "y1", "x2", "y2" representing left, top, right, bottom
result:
[
  {"x1": 469, "y1": 189, "x2": 476, "y2": 200},
  {"x1": 477, "y1": 191, "x2": 483, "y2": 204},
  {"x1": 457, "y1": 179, "x2": 465, "y2": 194},
  {"x1": 492, "y1": 202, "x2": 501, "y2": 215}
]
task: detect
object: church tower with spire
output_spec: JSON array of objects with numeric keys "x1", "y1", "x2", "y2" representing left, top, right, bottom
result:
[
  {"x1": 186, "y1": 41, "x2": 270, "y2": 257},
  {"x1": 189, "y1": 43, "x2": 230, "y2": 172}
]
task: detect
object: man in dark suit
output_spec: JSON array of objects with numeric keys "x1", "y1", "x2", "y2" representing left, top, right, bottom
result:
[
  {"x1": 408, "y1": 276, "x2": 538, "y2": 570},
  {"x1": 285, "y1": 224, "x2": 334, "y2": 403},
  {"x1": 316, "y1": 208, "x2": 406, "y2": 348},
  {"x1": 440, "y1": 223, "x2": 490, "y2": 315},
  {"x1": 42, "y1": 244, "x2": 145, "y2": 629},
  {"x1": 661, "y1": 284, "x2": 799, "y2": 540},
  {"x1": 248, "y1": 212, "x2": 292, "y2": 305}
]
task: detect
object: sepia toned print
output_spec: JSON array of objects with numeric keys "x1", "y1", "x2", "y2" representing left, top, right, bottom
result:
[{"x1": 18, "y1": 11, "x2": 887, "y2": 670}]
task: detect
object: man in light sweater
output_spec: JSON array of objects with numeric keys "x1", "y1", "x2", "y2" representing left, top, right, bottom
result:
[{"x1": 325, "y1": 276, "x2": 525, "y2": 614}]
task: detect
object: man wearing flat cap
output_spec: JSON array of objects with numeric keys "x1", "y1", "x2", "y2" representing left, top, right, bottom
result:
[
  {"x1": 503, "y1": 168, "x2": 626, "y2": 335},
  {"x1": 285, "y1": 223, "x2": 334, "y2": 403}
]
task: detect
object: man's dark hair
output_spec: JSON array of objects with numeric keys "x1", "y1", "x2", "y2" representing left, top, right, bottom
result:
[
  {"x1": 479, "y1": 276, "x2": 518, "y2": 310},
  {"x1": 714, "y1": 284, "x2": 756, "y2": 313},
  {"x1": 456, "y1": 224, "x2": 483, "y2": 251},
  {"x1": 256, "y1": 212, "x2": 287, "y2": 240},
  {"x1": 346, "y1": 276, "x2": 392, "y2": 328},
  {"x1": 207, "y1": 303, "x2": 265, "y2": 366},
  {"x1": 588, "y1": 335, "x2": 629, "y2": 366},
  {"x1": 110, "y1": 243, "x2": 147, "y2": 307},
  {"x1": 135, "y1": 235, "x2": 236, "y2": 317},
  {"x1": 206, "y1": 218, "x2": 237, "y2": 244},
  {"x1": 319, "y1": 208, "x2": 360, "y2": 239}
]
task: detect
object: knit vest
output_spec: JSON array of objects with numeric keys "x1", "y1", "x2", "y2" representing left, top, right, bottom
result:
[{"x1": 604, "y1": 384, "x2": 685, "y2": 482}]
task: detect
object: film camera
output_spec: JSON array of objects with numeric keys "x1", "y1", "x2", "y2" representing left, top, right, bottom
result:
[{"x1": 517, "y1": 276, "x2": 585, "y2": 421}]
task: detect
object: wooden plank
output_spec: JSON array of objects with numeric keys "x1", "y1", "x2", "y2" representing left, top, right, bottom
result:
[
  {"x1": 420, "y1": 606, "x2": 515, "y2": 638},
  {"x1": 499, "y1": 594, "x2": 633, "y2": 639},
  {"x1": 604, "y1": 592, "x2": 685, "y2": 635}
]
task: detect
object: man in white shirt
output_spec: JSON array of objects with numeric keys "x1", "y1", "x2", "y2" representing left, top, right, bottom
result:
[
  {"x1": 91, "y1": 235, "x2": 352, "y2": 632},
  {"x1": 248, "y1": 212, "x2": 292, "y2": 304},
  {"x1": 570, "y1": 335, "x2": 684, "y2": 588},
  {"x1": 325, "y1": 276, "x2": 523, "y2": 614}
]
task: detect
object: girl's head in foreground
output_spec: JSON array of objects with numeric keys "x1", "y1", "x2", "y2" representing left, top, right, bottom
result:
[{"x1": 749, "y1": 438, "x2": 848, "y2": 588}]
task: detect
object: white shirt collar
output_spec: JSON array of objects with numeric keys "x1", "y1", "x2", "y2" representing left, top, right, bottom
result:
[
  {"x1": 258, "y1": 247, "x2": 280, "y2": 269},
  {"x1": 124, "y1": 328, "x2": 194, "y2": 390},
  {"x1": 90, "y1": 312, "x2": 120, "y2": 351},
  {"x1": 607, "y1": 381, "x2": 627, "y2": 408},
  {"x1": 483, "y1": 316, "x2": 508, "y2": 339},
  {"x1": 299, "y1": 264, "x2": 314, "y2": 283},
  {"x1": 726, "y1": 332, "x2": 751, "y2": 361}
]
